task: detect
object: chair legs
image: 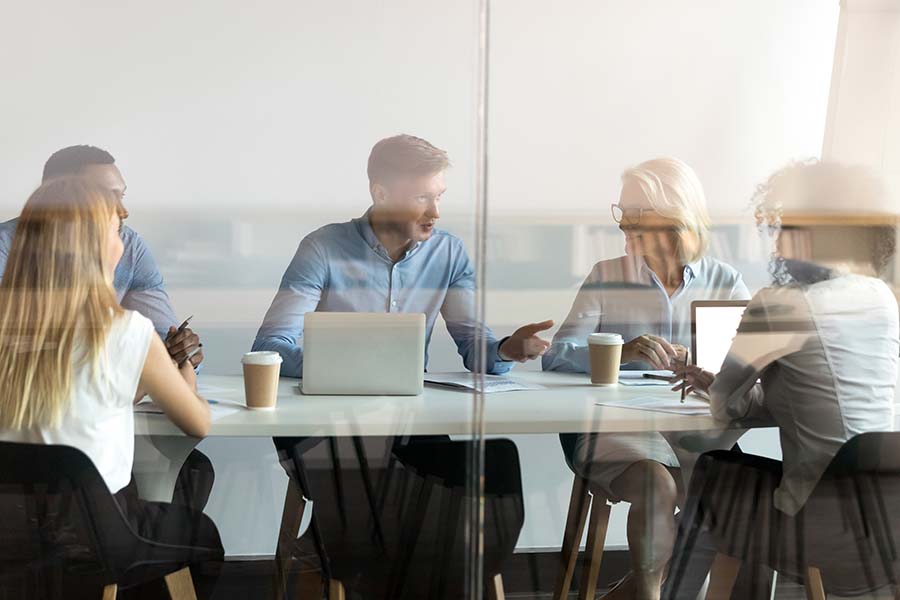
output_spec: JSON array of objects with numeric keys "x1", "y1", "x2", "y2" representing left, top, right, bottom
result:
[
  {"x1": 705, "y1": 553, "x2": 741, "y2": 600},
  {"x1": 487, "y1": 574, "x2": 506, "y2": 600},
  {"x1": 164, "y1": 567, "x2": 198, "y2": 600},
  {"x1": 99, "y1": 567, "x2": 196, "y2": 600},
  {"x1": 553, "y1": 477, "x2": 611, "y2": 600},
  {"x1": 328, "y1": 579, "x2": 346, "y2": 600},
  {"x1": 275, "y1": 478, "x2": 307, "y2": 600},
  {"x1": 553, "y1": 476, "x2": 591, "y2": 600},
  {"x1": 804, "y1": 567, "x2": 826, "y2": 600},
  {"x1": 579, "y1": 492, "x2": 611, "y2": 600}
]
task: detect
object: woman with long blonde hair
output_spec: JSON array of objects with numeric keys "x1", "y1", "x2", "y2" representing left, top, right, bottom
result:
[{"x1": 0, "y1": 176, "x2": 222, "y2": 586}]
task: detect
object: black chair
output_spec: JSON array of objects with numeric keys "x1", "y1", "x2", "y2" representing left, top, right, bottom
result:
[
  {"x1": 666, "y1": 432, "x2": 900, "y2": 599},
  {"x1": 275, "y1": 435, "x2": 524, "y2": 599},
  {"x1": 271, "y1": 436, "x2": 386, "y2": 600},
  {"x1": 0, "y1": 441, "x2": 222, "y2": 599},
  {"x1": 386, "y1": 438, "x2": 524, "y2": 600}
]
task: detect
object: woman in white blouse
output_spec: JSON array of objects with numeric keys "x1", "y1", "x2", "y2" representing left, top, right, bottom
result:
[{"x1": 0, "y1": 176, "x2": 222, "y2": 585}]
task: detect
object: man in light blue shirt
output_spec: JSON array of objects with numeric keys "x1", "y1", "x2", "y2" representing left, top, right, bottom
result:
[
  {"x1": 253, "y1": 134, "x2": 553, "y2": 377},
  {"x1": 0, "y1": 146, "x2": 204, "y2": 367}
]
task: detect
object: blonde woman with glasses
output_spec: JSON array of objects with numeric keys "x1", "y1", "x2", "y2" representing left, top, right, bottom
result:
[
  {"x1": 544, "y1": 158, "x2": 749, "y2": 599},
  {"x1": 0, "y1": 176, "x2": 222, "y2": 590}
]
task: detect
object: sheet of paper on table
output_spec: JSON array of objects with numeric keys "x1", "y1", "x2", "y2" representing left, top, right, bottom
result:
[
  {"x1": 197, "y1": 382, "x2": 235, "y2": 396},
  {"x1": 618, "y1": 370, "x2": 675, "y2": 386},
  {"x1": 134, "y1": 398, "x2": 244, "y2": 421},
  {"x1": 425, "y1": 372, "x2": 546, "y2": 394},
  {"x1": 597, "y1": 395, "x2": 711, "y2": 416}
]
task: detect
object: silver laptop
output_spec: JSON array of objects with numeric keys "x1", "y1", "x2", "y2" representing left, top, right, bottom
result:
[
  {"x1": 301, "y1": 312, "x2": 426, "y2": 395},
  {"x1": 691, "y1": 300, "x2": 749, "y2": 373}
]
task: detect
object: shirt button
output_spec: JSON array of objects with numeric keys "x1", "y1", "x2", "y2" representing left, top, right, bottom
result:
[{"x1": 391, "y1": 299, "x2": 398, "y2": 307}]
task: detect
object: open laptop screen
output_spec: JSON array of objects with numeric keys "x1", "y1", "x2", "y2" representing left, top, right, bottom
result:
[{"x1": 691, "y1": 300, "x2": 749, "y2": 374}]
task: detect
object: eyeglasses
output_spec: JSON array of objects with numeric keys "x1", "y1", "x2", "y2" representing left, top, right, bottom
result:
[{"x1": 611, "y1": 203, "x2": 650, "y2": 225}]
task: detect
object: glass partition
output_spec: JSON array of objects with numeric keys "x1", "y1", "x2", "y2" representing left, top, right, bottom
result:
[
  {"x1": 4, "y1": 1, "x2": 900, "y2": 599},
  {"x1": 0, "y1": 1, "x2": 499, "y2": 599}
]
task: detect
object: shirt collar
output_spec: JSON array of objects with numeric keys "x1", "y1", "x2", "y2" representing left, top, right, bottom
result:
[
  {"x1": 639, "y1": 257, "x2": 701, "y2": 284},
  {"x1": 352, "y1": 208, "x2": 422, "y2": 261},
  {"x1": 684, "y1": 259, "x2": 701, "y2": 281}
]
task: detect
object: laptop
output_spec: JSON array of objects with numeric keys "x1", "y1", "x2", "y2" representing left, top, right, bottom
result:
[
  {"x1": 691, "y1": 300, "x2": 749, "y2": 374},
  {"x1": 301, "y1": 312, "x2": 426, "y2": 395}
]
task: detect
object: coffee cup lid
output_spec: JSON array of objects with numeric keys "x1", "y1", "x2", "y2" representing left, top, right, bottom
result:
[
  {"x1": 241, "y1": 351, "x2": 283, "y2": 366},
  {"x1": 588, "y1": 333, "x2": 623, "y2": 345}
]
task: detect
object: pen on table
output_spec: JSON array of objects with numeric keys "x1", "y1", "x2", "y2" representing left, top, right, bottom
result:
[
  {"x1": 642, "y1": 373, "x2": 672, "y2": 381},
  {"x1": 680, "y1": 351, "x2": 689, "y2": 403}
]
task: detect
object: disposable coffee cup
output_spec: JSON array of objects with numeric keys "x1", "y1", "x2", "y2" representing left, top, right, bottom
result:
[
  {"x1": 241, "y1": 351, "x2": 283, "y2": 410},
  {"x1": 588, "y1": 333, "x2": 623, "y2": 386}
]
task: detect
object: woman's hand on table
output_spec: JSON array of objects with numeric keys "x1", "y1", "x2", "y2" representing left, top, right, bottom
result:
[{"x1": 670, "y1": 364, "x2": 715, "y2": 397}]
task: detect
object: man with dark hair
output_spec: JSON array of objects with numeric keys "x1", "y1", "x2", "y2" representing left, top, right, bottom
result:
[
  {"x1": 0, "y1": 145, "x2": 203, "y2": 368},
  {"x1": 0, "y1": 145, "x2": 213, "y2": 512},
  {"x1": 253, "y1": 133, "x2": 553, "y2": 375}
]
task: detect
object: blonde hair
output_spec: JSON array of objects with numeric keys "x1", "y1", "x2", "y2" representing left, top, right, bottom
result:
[
  {"x1": 622, "y1": 157, "x2": 711, "y2": 263},
  {"x1": 0, "y1": 177, "x2": 122, "y2": 429}
]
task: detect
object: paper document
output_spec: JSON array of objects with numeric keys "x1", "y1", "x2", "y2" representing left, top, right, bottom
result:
[
  {"x1": 425, "y1": 372, "x2": 545, "y2": 393},
  {"x1": 135, "y1": 398, "x2": 244, "y2": 421},
  {"x1": 618, "y1": 370, "x2": 674, "y2": 386},
  {"x1": 597, "y1": 395, "x2": 710, "y2": 416},
  {"x1": 197, "y1": 382, "x2": 234, "y2": 396}
]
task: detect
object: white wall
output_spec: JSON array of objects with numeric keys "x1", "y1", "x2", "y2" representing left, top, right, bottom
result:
[
  {"x1": 0, "y1": 1, "x2": 839, "y2": 557},
  {"x1": 824, "y1": 0, "x2": 900, "y2": 212},
  {"x1": 0, "y1": 0, "x2": 480, "y2": 217},
  {"x1": 489, "y1": 0, "x2": 838, "y2": 219}
]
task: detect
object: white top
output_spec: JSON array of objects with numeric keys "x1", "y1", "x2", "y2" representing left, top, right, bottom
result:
[
  {"x1": 0, "y1": 310, "x2": 154, "y2": 493},
  {"x1": 710, "y1": 275, "x2": 900, "y2": 515}
]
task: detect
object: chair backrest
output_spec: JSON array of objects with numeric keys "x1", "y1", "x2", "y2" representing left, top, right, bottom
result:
[
  {"x1": 558, "y1": 433, "x2": 579, "y2": 472},
  {"x1": 0, "y1": 441, "x2": 142, "y2": 587},
  {"x1": 823, "y1": 431, "x2": 900, "y2": 477}
]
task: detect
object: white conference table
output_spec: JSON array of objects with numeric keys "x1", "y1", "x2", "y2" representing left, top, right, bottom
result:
[{"x1": 133, "y1": 371, "x2": 730, "y2": 501}]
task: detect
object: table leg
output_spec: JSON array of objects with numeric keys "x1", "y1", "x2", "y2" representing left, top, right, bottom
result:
[{"x1": 133, "y1": 435, "x2": 199, "y2": 502}]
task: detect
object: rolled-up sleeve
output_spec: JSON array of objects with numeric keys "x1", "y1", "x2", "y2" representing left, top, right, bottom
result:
[
  {"x1": 543, "y1": 273, "x2": 601, "y2": 373},
  {"x1": 120, "y1": 232, "x2": 178, "y2": 337},
  {"x1": 252, "y1": 237, "x2": 327, "y2": 377},
  {"x1": 709, "y1": 288, "x2": 807, "y2": 425},
  {"x1": 441, "y1": 245, "x2": 512, "y2": 375}
]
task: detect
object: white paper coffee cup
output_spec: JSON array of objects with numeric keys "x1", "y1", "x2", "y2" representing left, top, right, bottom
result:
[
  {"x1": 588, "y1": 333, "x2": 623, "y2": 385},
  {"x1": 241, "y1": 351, "x2": 282, "y2": 410}
]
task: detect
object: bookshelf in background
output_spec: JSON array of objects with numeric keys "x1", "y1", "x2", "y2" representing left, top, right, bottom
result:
[{"x1": 777, "y1": 212, "x2": 900, "y2": 286}]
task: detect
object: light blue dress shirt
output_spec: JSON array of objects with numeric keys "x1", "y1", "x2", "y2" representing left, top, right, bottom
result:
[
  {"x1": 0, "y1": 218, "x2": 178, "y2": 337},
  {"x1": 543, "y1": 255, "x2": 751, "y2": 373},
  {"x1": 252, "y1": 211, "x2": 512, "y2": 378}
]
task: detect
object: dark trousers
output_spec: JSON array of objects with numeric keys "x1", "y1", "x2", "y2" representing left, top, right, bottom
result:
[
  {"x1": 114, "y1": 449, "x2": 222, "y2": 597},
  {"x1": 171, "y1": 449, "x2": 215, "y2": 512}
]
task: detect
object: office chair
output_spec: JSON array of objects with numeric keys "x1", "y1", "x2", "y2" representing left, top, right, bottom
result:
[
  {"x1": 275, "y1": 436, "x2": 523, "y2": 599},
  {"x1": 667, "y1": 431, "x2": 900, "y2": 599},
  {"x1": 0, "y1": 441, "x2": 221, "y2": 599}
]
